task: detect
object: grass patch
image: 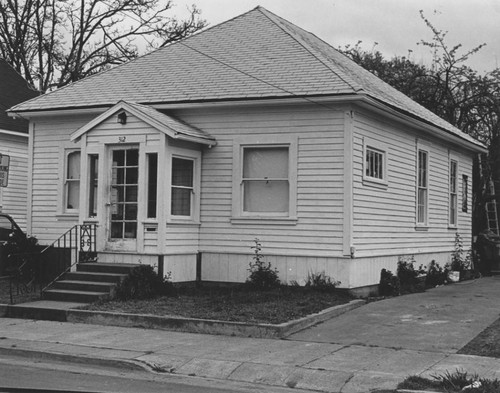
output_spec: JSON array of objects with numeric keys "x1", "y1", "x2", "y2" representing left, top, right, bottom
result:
[
  {"x1": 458, "y1": 316, "x2": 500, "y2": 358},
  {"x1": 397, "y1": 370, "x2": 500, "y2": 392},
  {"x1": 81, "y1": 285, "x2": 353, "y2": 324}
]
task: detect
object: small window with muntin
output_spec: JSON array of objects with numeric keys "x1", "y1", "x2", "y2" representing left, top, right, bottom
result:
[{"x1": 363, "y1": 138, "x2": 388, "y2": 186}]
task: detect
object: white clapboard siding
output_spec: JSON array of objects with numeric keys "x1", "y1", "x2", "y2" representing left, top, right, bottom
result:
[
  {"x1": 0, "y1": 133, "x2": 29, "y2": 229},
  {"x1": 201, "y1": 252, "x2": 347, "y2": 285},
  {"x1": 30, "y1": 114, "x2": 94, "y2": 242},
  {"x1": 171, "y1": 103, "x2": 347, "y2": 257},
  {"x1": 351, "y1": 108, "x2": 474, "y2": 258}
]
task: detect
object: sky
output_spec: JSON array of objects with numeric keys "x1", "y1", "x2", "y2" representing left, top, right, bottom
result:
[{"x1": 173, "y1": 0, "x2": 500, "y2": 74}]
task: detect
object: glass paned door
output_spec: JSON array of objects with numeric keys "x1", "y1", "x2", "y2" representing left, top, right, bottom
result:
[{"x1": 109, "y1": 148, "x2": 139, "y2": 242}]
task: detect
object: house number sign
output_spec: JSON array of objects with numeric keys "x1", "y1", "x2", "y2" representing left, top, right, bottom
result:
[
  {"x1": 0, "y1": 153, "x2": 10, "y2": 187},
  {"x1": 118, "y1": 136, "x2": 126, "y2": 143}
]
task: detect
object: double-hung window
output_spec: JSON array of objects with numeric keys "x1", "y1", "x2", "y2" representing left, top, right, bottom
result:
[
  {"x1": 449, "y1": 159, "x2": 458, "y2": 226},
  {"x1": 64, "y1": 150, "x2": 81, "y2": 213},
  {"x1": 171, "y1": 157, "x2": 194, "y2": 217},
  {"x1": 417, "y1": 149, "x2": 428, "y2": 226},
  {"x1": 242, "y1": 147, "x2": 289, "y2": 214},
  {"x1": 232, "y1": 136, "x2": 297, "y2": 222}
]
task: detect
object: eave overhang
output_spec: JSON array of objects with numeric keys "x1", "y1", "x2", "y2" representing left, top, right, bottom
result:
[{"x1": 10, "y1": 94, "x2": 486, "y2": 154}]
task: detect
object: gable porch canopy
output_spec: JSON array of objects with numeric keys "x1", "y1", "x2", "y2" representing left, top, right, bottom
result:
[{"x1": 70, "y1": 101, "x2": 216, "y2": 146}]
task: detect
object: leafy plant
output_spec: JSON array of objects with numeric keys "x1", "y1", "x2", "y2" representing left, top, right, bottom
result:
[
  {"x1": 450, "y1": 232, "x2": 472, "y2": 272},
  {"x1": 425, "y1": 260, "x2": 448, "y2": 288},
  {"x1": 397, "y1": 255, "x2": 427, "y2": 293},
  {"x1": 304, "y1": 271, "x2": 340, "y2": 292},
  {"x1": 399, "y1": 369, "x2": 500, "y2": 393},
  {"x1": 246, "y1": 238, "x2": 280, "y2": 289},
  {"x1": 115, "y1": 265, "x2": 175, "y2": 301},
  {"x1": 379, "y1": 268, "x2": 400, "y2": 297}
]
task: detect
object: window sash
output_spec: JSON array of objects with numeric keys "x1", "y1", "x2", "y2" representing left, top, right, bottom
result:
[
  {"x1": 365, "y1": 148, "x2": 384, "y2": 180},
  {"x1": 65, "y1": 151, "x2": 81, "y2": 211},
  {"x1": 417, "y1": 150, "x2": 428, "y2": 224},
  {"x1": 171, "y1": 157, "x2": 194, "y2": 217},
  {"x1": 243, "y1": 180, "x2": 289, "y2": 213}
]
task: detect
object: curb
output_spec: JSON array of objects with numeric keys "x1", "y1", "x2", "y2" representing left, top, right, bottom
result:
[
  {"x1": 66, "y1": 299, "x2": 366, "y2": 338},
  {"x1": 0, "y1": 345, "x2": 149, "y2": 372},
  {"x1": 397, "y1": 390, "x2": 438, "y2": 393}
]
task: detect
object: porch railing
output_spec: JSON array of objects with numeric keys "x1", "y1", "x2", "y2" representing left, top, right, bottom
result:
[{"x1": 8, "y1": 223, "x2": 97, "y2": 304}]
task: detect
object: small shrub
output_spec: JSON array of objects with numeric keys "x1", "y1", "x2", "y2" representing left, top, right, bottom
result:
[
  {"x1": 450, "y1": 232, "x2": 472, "y2": 272},
  {"x1": 379, "y1": 268, "x2": 400, "y2": 297},
  {"x1": 115, "y1": 265, "x2": 175, "y2": 301},
  {"x1": 426, "y1": 260, "x2": 448, "y2": 288},
  {"x1": 304, "y1": 271, "x2": 340, "y2": 292},
  {"x1": 246, "y1": 238, "x2": 280, "y2": 289},
  {"x1": 397, "y1": 255, "x2": 426, "y2": 293},
  {"x1": 398, "y1": 375, "x2": 442, "y2": 391}
]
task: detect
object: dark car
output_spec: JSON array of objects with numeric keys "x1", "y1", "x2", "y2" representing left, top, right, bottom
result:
[{"x1": 0, "y1": 214, "x2": 26, "y2": 276}]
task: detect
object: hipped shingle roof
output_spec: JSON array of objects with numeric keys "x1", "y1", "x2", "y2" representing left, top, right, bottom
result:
[{"x1": 9, "y1": 7, "x2": 483, "y2": 148}]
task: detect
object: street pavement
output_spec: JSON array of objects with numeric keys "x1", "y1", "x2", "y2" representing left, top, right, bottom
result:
[{"x1": 1, "y1": 276, "x2": 500, "y2": 392}]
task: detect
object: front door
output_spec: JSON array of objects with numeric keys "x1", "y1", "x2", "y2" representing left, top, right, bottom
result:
[{"x1": 106, "y1": 147, "x2": 139, "y2": 251}]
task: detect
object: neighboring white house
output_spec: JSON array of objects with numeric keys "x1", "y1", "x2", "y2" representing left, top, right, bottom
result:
[
  {"x1": 8, "y1": 7, "x2": 487, "y2": 292},
  {"x1": 0, "y1": 59, "x2": 38, "y2": 229}
]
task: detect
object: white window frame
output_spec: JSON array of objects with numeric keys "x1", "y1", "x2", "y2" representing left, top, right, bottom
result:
[
  {"x1": 449, "y1": 157, "x2": 458, "y2": 228},
  {"x1": 167, "y1": 147, "x2": 201, "y2": 223},
  {"x1": 363, "y1": 138, "x2": 388, "y2": 186},
  {"x1": 232, "y1": 135, "x2": 297, "y2": 224},
  {"x1": 416, "y1": 148, "x2": 429, "y2": 227},
  {"x1": 58, "y1": 148, "x2": 81, "y2": 216}
]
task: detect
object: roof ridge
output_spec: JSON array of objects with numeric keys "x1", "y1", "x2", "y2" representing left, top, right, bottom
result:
[{"x1": 255, "y1": 7, "x2": 363, "y2": 93}]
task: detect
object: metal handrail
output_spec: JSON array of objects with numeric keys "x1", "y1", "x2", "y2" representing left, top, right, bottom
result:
[
  {"x1": 8, "y1": 223, "x2": 97, "y2": 304},
  {"x1": 41, "y1": 224, "x2": 97, "y2": 292}
]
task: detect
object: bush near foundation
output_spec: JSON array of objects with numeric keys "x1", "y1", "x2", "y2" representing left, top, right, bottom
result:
[
  {"x1": 379, "y1": 268, "x2": 400, "y2": 296},
  {"x1": 246, "y1": 238, "x2": 280, "y2": 289},
  {"x1": 115, "y1": 265, "x2": 175, "y2": 300}
]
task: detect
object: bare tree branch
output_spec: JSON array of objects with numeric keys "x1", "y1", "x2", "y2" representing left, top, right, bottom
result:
[{"x1": 0, "y1": 0, "x2": 206, "y2": 92}]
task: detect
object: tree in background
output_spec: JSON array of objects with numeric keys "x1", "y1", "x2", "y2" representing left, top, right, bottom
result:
[
  {"x1": 0, "y1": 0, "x2": 206, "y2": 93},
  {"x1": 341, "y1": 11, "x2": 500, "y2": 236}
]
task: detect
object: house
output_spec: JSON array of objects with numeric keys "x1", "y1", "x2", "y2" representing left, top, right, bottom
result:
[
  {"x1": 0, "y1": 59, "x2": 38, "y2": 229},
  {"x1": 8, "y1": 7, "x2": 487, "y2": 293}
]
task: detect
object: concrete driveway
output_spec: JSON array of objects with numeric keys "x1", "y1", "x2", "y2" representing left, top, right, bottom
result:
[{"x1": 289, "y1": 276, "x2": 500, "y2": 354}]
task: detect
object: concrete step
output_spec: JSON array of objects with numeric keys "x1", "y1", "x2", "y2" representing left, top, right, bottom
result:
[
  {"x1": 43, "y1": 289, "x2": 109, "y2": 303},
  {"x1": 51, "y1": 280, "x2": 116, "y2": 293},
  {"x1": 7, "y1": 300, "x2": 87, "y2": 321},
  {"x1": 77, "y1": 263, "x2": 141, "y2": 275},
  {"x1": 64, "y1": 271, "x2": 126, "y2": 283}
]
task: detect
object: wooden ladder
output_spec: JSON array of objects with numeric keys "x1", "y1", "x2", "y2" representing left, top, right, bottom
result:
[{"x1": 479, "y1": 154, "x2": 500, "y2": 236}]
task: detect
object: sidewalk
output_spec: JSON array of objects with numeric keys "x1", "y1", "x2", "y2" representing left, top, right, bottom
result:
[{"x1": 1, "y1": 277, "x2": 500, "y2": 392}]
